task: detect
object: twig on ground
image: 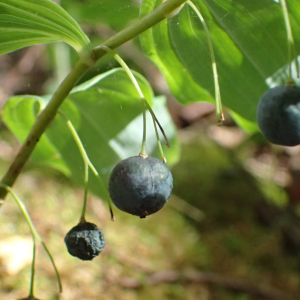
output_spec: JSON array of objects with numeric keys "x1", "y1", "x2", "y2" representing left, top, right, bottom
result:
[
  {"x1": 169, "y1": 194, "x2": 205, "y2": 222},
  {"x1": 119, "y1": 270, "x2": 298, "y2": 300}
]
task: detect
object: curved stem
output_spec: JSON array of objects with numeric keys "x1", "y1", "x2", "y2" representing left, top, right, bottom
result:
[
  {"x1": 58, "y1": 111, "x2": 89, "y2": 223},
  {"x1": 97, "y1": 46, "x2": 169, "y2": 161},
  {"x1": 279, "y1": 0, "x2": 298, "y2": 81},
  {"x1": 97, "y1": 46, "x2": 148, "y2": 157},
  {"x1": 29, "y1": 241, "x2": 36, "y2": 298},
  {"x1": 187, "y1": 1, "x2": 224, "y2": 123},
  {"x1": 0, "y1": 0, "x2": 187, "y2": 201},
  {"x1": 91, "y1": 0, "x2": 188, "y2": 61},
  {"x1": 142, "y1": 100, "x2": 170, "y2": 148},
  {"x1": 0, "y1": 184, "x2": 62, "y2": 293},
  {"x1": 58, "y1": 111, "x2": 115, "y2": 220},
  {"x1": 80, "y1": 161, "x2": 89, "y2": 223},
  {"x1": 151, "y1": 114, "x2": 167, "y2": 163},
  {"x1": 0, "y1": 60, "x2": 90, "y2": 200},
  {"x1": 141, "y1": 110, "x2": 147, "y2": 157}
]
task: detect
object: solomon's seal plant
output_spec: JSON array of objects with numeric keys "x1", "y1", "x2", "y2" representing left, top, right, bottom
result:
[
  {"x1": 256, "y1": 0, "x2": 300, "y2": 146},
  {"x1": 0, "y1": 0, "x2": 226, "y2": 293},
  {"x1": 0, "y1": 0, "x2": 189, "y2": 293},
  {"x1": 1, "y1": 0, "x2": 296, "y2": 297}
]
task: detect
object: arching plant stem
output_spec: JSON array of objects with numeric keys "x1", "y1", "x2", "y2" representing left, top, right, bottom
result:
[
  {"x1": 97, "y1": 45, "x2": 169, "y2": 162},
  {"x1": 187, "y1": 1, "x2": 224, "y2": 123},
  {"x1": 58, "y1": 110, "x2": 115, "y2": 220},
  {"x1": 0, "y1": 184, "x2": 62, "y2": 294},
  {"x1": 0, "y1": 0, "x2": 188, "y2": 200},
  {"x1": 279, "y1": 0, "x2": 299, "y2": 81}
]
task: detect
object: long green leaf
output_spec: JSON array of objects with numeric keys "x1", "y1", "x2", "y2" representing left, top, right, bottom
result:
[
  {"x1": 61, "y1": 0, "x2": 139, "y2": 31},
  {"x1": 1, "y1": 68, "x2": 180, "y2": 200},
  {"x1": 140, "y1": 0, "x2": 300, "y2": 132},
  {"x1": 0, "y1": 0, "x2": 90, "y2": 55}
]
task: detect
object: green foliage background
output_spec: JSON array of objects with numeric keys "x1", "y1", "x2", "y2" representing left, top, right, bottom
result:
[{"x1": 1, "y1": 0, "x2": 300, "y2": 299}]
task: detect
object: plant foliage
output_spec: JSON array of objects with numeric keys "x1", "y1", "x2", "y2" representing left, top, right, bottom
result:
[
  {"x1": 2, "y1": 69, "x2": 179, "y2": 199},
  {"x1": 0, "y1": 0, "x2": 90, "y2": 55},
  {"x1": 140, "y1": 0, "x2": 300, "y2": 131}
]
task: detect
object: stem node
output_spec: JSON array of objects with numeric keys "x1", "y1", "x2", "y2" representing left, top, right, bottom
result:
[{"x1": 139, "y1": 152, "x2": 148, "y2": 159}]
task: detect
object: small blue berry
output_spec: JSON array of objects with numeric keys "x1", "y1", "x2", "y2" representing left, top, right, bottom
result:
[{"x1": 109, "y1": 156, "x2": 173, "y2": 218}]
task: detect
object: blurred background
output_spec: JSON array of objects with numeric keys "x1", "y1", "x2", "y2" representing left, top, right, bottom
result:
[{"x1": 1, "y1": 0, "x2": 300, "y2": 299}]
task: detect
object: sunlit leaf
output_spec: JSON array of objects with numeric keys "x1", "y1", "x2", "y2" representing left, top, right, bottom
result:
[
  {"x1": 140, "y1": 0, "x2": 300, "y2": 131},
  {"x1": 0, "y1": 0, "x2": 90, "y2": 55},
  {"x1": 1, "y1": 69, "x2": 180, "y2": 199},
  {"x1": 61, "y1": 0, "x2": 139, "y2": 31}
]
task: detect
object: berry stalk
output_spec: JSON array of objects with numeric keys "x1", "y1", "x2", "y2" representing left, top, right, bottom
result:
[
  {"x1": 0, "y1": 184, "x2": 62, "y2": 294},
  {"x1": 29, "y1": 241, "x2": 36, "y2": 298},
  {"x1": 97, "y1": 46, "x2": 169, "y2": 161},
  {"x1": 279, "y1": 0, "x2": 299, "y2": 80},
  {"x1": 59, "y1": 110, "x2": 115, "y2": 220},
  {"x1": 187, "y1": 1, "x2": 224, "y2": 123},
  {"x1": 80, "y1": 160, "x2": 89, "y2": 223},
  {"x1": 0, "y1": 0, "x2": 187, "y2": 201}
]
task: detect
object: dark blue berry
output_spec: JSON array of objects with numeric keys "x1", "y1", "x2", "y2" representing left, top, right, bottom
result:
[
  {"x1": 64, "y1": 222, "x2": 105, "y2": 260},
  {"x1": 108, "y1": 156, "x2": 173, "y2": 218},
  {"x1": 257, "y1": 85, "x2": 300, "y2": 146}
]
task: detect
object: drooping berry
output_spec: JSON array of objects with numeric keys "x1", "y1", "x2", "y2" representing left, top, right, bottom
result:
[
  {"x1": 64, "y1": 222, "x2": 105, "y2": 261},
  {"x1": 256, "y1": 85, "x2": 300, "y2": 146},
  {"x1": 108, "y1": 156, "x2": 173, "y2": 218}
]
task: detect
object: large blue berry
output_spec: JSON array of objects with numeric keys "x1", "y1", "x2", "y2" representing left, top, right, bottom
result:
[
  {"x1": 64, "y1": 222, "x2": 105, "y2": 260},
  {"x1": 257, "y1": 85, "x2": 300, "y2": 146},
  {"x1": 108, "y1": 156, "x2": 173, "y2": 218}
]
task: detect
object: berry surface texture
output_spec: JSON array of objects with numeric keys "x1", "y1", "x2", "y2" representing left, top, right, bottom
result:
[
  {"x1": 109, "y1": 156, "x2": 173, "y2": 218},
  {"x1": 257, "y1": 85, "x2": 300, "y2": 146},
  {"x1": 64, "y1": 222, "x2": 105, "y2": 261}
]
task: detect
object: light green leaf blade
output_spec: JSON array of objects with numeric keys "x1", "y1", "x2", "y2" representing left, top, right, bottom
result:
[
  {"x1": 1, "y1": 95, "x2": 71, "y2": 175},
  {"x1": 2, "y1": 69, "x2": 179, "y2": 200},
  {"x1": 61, "y1": 0, "x2": 139, "y2": 30},
  {"x1": 140, "y1": 0, "x2": 300, "y2": 131},
  {"x1": 0, "y1": 0, "x2": 90, "y2": 55}
]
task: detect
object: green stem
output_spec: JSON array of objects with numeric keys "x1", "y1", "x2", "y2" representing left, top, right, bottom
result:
[
  {"x1": 1, "y1": 184, "x2": 62, "y2": 294},
  {"x1": 97, "y1": 46, "x2": 148, "y2": 156},
  {"x1": 59, "y1": 111, "x2": 115, "y2": 220},
  {"x1": 279, "y1": 0, "x2": 298, "y2": 81},
  {"x1": 97, "y1": 46, "x2": 169, "y2": 161},
  {"x1": 187, "y1": 1, "x2": 224, "y2": 123},
  {"x1": 57, "y1": 111, "x2": 89, "y2": 223},
  {"x1": 0, "y1": 60, "x2": 90, "y2": 200},
  {"x1": 91, "y1": 0, "x2": 188, "y2": 62},
  {"x1": 141, "y1": 110, "x2": 147, "y2": 157},
  {"x1": 29, "y1": 241, "x2": 36, "y2": 298},
  {"x1": 152, "y1": 115, "x2": 167, "y2": 163},
  {"x1": 80, "y1": 160, "x2": 89, "y2": 223},
  {"x1": 142, "y1": 100, "x2": 170, "y2": 148},
  {"x1": 143, "y1": 99, "x2": 168, "y2": 162},
  {"x1": 0, "y1": 0, "x2": 187, "y2": 200}
]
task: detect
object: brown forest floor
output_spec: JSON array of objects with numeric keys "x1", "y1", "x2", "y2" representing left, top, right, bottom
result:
[{"x1": 1, "y1": 125, "x2": 300, "y2": 300}]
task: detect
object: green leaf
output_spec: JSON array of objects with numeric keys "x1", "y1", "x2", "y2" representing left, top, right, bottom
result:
[
  {"x1": 61, "y1": 0, "x2": 139, "y2": 31},
  {"x1": 0, "y1": 0, "x2": 90, "y2": 55},
  {"x1": 1, "y1": 69, "x2": 179, "y2": 200},
  {"x1": 140, "y1": 0, "x2": 300, "y2": 131},
  {"x1": 1, "y1": 95, "x2": 71, "y2": 175}
]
